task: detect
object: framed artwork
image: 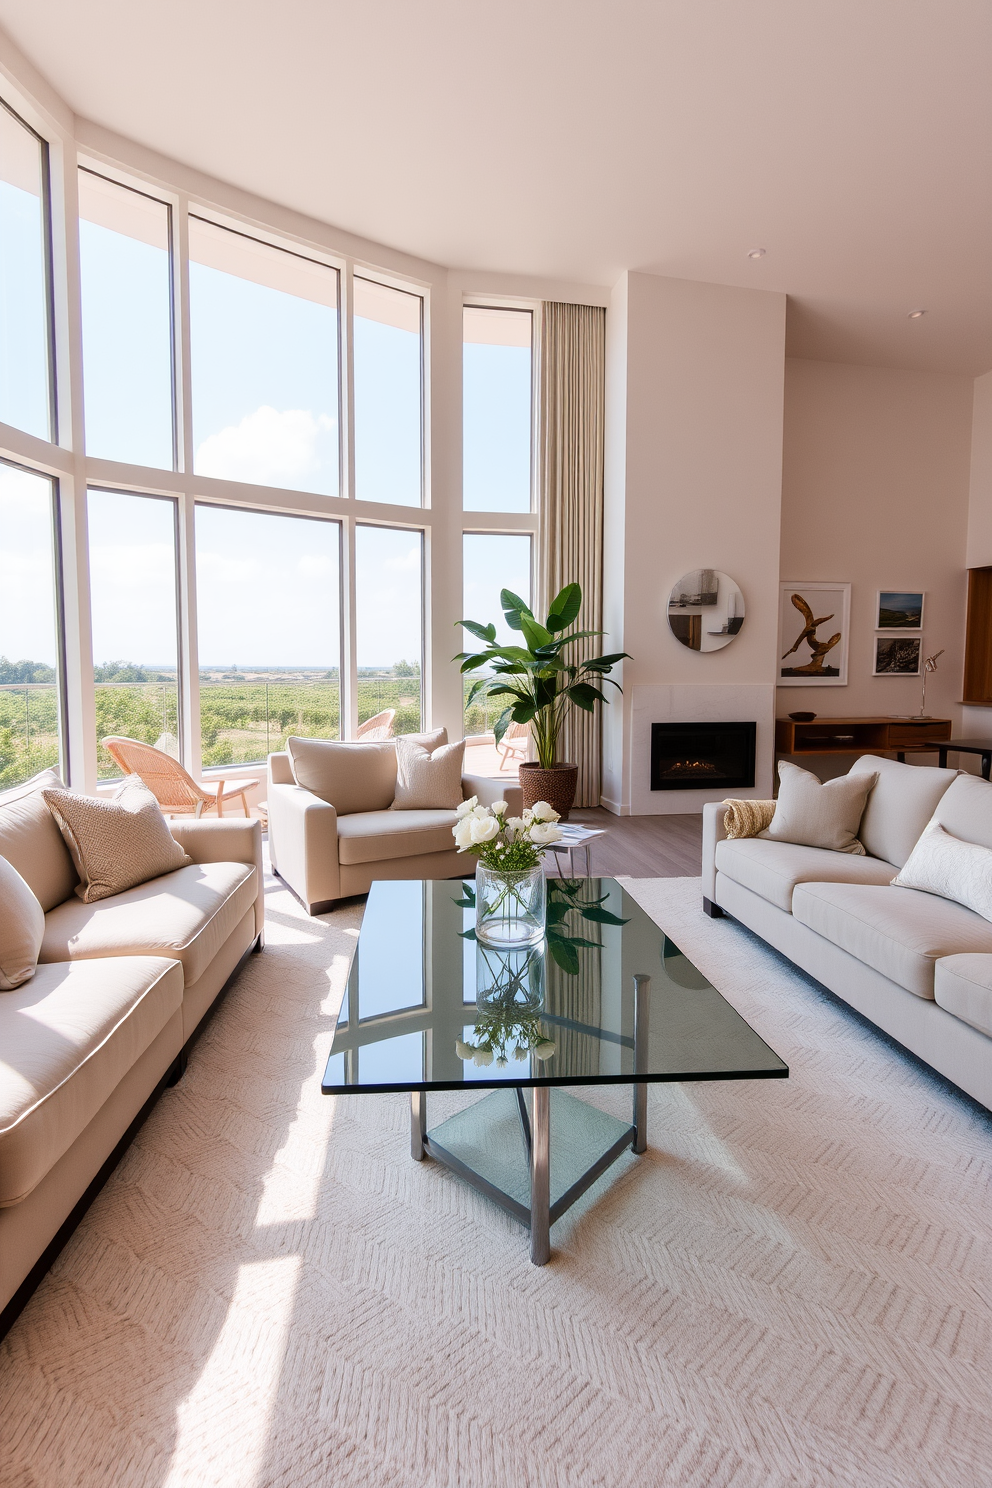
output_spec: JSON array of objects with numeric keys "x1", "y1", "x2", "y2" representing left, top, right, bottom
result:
[
  {"x1": 874, "y1": 635, "x2": 922, "y2": 676},
  {"x1": 876, "y1": 591, "x2": 924, "y2": 630},
  {"x1": 778, "y1": 582, "x2": 850, "y2": 686}
]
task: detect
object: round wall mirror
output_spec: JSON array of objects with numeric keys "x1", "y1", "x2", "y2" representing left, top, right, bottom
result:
[{"x1": 667, "y1": 569, "x2": 745, "y2": 652}]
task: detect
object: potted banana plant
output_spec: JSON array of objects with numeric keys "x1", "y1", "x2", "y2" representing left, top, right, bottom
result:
[{"x1": 456, "y1": 582, "x2": 628, "y2": 819}]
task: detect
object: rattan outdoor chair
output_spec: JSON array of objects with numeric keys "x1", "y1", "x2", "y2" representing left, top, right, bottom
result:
[
  {"x1": 356, "y1": 709, "x2": 396, "y2": 741},
  {"x1": 497, "y1": 720, "x2": 530, "y2": 771},
  {"x1": 102, "y1": 736, "x2": 259, "y2": 818}
]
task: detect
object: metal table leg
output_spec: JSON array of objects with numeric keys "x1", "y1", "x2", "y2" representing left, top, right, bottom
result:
[
  {"x1": 411, "y1": 1090, "x2": 426, "y2": 1160},
  {"x1": 530, "y1": 1086, "x2": 551, "y2": 1265},
  {"x1": 632, "y1": 973, "x2": 650, "y2": 1154}
]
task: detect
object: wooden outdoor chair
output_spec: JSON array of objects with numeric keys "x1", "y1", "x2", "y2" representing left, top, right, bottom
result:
[
  {"x1": 102, "y1": 736, "x2": 259, "y2": 818},
  {"x1": 497, "y1": 720, "x2": 531, "y2": 771},
  {"x1": 356, "y1": 709, "x2": 396, "y2": 741}
]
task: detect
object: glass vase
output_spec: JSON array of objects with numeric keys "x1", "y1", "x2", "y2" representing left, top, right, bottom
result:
[{"x1": 475, "y1": 862, "x2": 546, "y2": 948}]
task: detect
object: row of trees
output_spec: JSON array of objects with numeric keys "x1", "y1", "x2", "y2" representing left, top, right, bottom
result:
[{"x1": 0, "y1": 660, "x2": 428, "y2": 783}]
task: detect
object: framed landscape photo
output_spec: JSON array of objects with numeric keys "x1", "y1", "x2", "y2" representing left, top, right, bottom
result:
[
  {"x1": 874, "y1": 635, "x2": 922, "y2": 676},
  {"x1": 778, "y1": 582, "x2": 850, "y2": 686},
  {"x1": 876, "y1": 591, "x2": 924, "y2": 630}
]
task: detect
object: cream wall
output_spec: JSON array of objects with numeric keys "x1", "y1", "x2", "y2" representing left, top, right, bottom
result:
[
  {"x1": 779, "y1": 360, "x2": 974, "y2": 760},
  {"x1": 603, "y1": 271, "x2": 787, "y2": 814}
]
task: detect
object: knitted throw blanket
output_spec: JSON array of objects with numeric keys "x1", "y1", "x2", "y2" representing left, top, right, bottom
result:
[{"x1": 723, "y1": 798, "x2": 776, "y2": 839}]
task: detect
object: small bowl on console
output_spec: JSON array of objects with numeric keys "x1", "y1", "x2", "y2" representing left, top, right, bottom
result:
[{"x1": 788, "y1": 711, "x2": 817, "y2": 723}]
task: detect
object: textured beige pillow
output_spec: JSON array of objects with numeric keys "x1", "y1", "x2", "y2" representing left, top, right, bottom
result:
[
  {"x1": 0, "y1": 854, "x2": 45, "y2": 989},
  {"x1": 288, "y1": 729, "x2": 446, "y2": 814},
  {"x1": 763, "y1": 761, "x2": 877, "y2": 855},
  {"x1": 391, "y1": 737, "x2": 465, "y2": 810},
  {"x1": 892, "y1": 820, "x2": 992, "y2": 922},
  {"x1": 42, "y1": 778, "x2": 192, "y2": 903}
]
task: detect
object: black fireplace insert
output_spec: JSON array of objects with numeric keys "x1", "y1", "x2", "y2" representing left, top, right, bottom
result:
[{"x1": 650, "y1": 721, "x2": 756, "y2": 791}]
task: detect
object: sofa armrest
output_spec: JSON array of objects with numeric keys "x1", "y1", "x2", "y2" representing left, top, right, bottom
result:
[
  {"x1": 266, "y1": 781, "x2": 341, "y2": 912},
  {"x1": 462, "y1": 774, "x2": 523, "y2": 817},
  {"x1": 171, "y1": 817, "x2": 264, "y2": 939},
  {"x1": 701, "y1": 801, "x2": 730, "y2": 906},
  {"x1": 268, "y1": 751, "x2": 295, "y2": 786}
]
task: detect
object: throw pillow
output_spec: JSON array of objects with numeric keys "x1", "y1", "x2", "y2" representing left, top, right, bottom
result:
[
  {"x1": 288, "y1": 729, "x2": 446, "y2": 814},
  {"x1": 763, "y1": 761, "x2": 877, "y2": 855},
  {"x1": 42, "y1": 778, "x2": 192, "y2": 904},
  {"x1": 391, "y1": 737, "x2": 466, "y2": 810},
  {"x1": 892, "y1": 820, "x2": 992, "y2": 922},
  {"x1": 0, "y1": 855, "x2": 45, "y2": 989}
]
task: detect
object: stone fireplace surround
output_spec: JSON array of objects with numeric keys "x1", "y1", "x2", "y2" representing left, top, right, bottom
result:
[{"x1": 607, "y1": 683, "x2": 775, "y2": 816}]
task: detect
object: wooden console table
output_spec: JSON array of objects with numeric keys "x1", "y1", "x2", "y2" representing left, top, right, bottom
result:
[{"x1": 775, "y1": 716, "x2": 952, "y2": 761}]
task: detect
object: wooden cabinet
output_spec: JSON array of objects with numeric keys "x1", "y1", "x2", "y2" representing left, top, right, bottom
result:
[
  {"x1": 963, "y1": 567, "x2": 992, "y2": 705},
  {"x1": 775, "y1": 716, "x2": 952, "y2": 758}
]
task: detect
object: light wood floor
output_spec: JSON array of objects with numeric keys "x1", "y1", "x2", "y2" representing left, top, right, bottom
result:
[{"x1": 550, "y1": 808, "x2": 703, "y2": 878}]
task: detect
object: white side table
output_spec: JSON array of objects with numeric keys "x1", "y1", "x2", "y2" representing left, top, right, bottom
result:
[{"x1": 546, "y1": 826, "x2": 607, "y2": 877}]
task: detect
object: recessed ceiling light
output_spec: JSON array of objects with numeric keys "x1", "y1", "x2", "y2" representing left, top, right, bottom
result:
[
  {"x1": 908, "y1": 309, "x2": 926, "y2": 319},
  {"x1": 746, "y1": 248, "x2": 766, "y2": 260}
]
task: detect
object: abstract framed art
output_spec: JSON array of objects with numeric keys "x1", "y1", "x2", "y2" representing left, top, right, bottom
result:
[{"x1": 778, "y1": 582, "x2": 850, "y2": 686}]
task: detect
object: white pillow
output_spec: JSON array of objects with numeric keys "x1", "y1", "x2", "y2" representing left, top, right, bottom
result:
[
  {"x1": 391, "y1": 737, "x2": 465, "y2": 810},
  {"x1": 892, "y1": 820, "x2": 992, "y2": 922},
  {"x1": 762, "y1": 760, "x2": 876, "y2": 855},
  {"x1": 0, "y1": 854, "x2": 45, "y2": 989}
]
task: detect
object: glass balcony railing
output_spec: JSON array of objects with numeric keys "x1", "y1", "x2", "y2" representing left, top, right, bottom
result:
[
  {"x1": 0, "y1": 682, "x2": 61, "y2": 789},
  {"x1": 199, "y1": 679, "x2": 342, "y2": 767},
  {"x1": 95, "y1": 681, "x2": 180, "y2": 780}
]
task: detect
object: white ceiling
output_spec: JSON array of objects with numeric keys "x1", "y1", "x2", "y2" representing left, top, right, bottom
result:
[{"x1": 3, "y1": 0, "x2": 990, "y2": 375}]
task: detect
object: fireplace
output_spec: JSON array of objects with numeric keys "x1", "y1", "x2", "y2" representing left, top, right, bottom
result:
[{"x1": 650, "y1": 721, "x2": 756, "y2": 791}]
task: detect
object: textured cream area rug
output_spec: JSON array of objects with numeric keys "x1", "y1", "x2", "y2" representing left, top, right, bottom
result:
[{"x1": 2, "y1": 872, "x2": 991, "y2": 1488}]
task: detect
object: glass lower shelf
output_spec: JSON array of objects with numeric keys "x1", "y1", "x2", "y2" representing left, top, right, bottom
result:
[{"x1": 426, "y1": 1087, "x2": 632, "y2": 1212}]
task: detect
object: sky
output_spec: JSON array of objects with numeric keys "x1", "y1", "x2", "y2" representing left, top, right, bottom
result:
[{"x1": 1, "y1": 159, "x2": 533, "y2": 674}]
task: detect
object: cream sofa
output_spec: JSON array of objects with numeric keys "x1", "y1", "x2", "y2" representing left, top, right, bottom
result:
[
  {"x1": 267, "y1": 740, "x2": 522, "y2": 914},
  {"x1": 0, "y1": 770, "x2": 264, "y2": 1332},
  {"x1": 702, "y1": 754, "x2": 992, "y2": 1112}
]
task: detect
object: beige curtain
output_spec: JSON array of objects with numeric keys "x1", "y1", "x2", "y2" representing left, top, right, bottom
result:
[{"x1": 539, "y1": 301, "x2": 607, "y2": 808}]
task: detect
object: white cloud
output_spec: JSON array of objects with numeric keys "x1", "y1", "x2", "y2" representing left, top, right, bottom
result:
[{"x1": 195, "y1": 406, "x2": 336, "y2": 487}]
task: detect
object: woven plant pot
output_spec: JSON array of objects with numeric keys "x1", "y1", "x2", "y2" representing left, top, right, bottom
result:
[{"x1": 519, "y1": 762, "x2": 579, "y2": 821}]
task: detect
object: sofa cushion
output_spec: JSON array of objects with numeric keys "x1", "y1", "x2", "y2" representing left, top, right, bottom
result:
[
  {"x1": 39, "y1": 861, "x2": 256, "y2": 985},
  {"x1": 893, "y1": 820, "x2": 992, "y2": 922},
  {"x1": 792, "y1": 882, "x2": 992, "y2": 999},
  {"x1": 336, "y1": 808, "x2": 459, "y2": 866},
  {"x1": 0, "y1": 955, "x2": 183, "y2": 1205},
  {"x1": 931, "y1": 771, "x2": 992, "y2": 850},
  {"x1": 934, "y1": 956, "x2": 992, "y2": 1038},
  {"x1": 0, "y1": 856, "x2": 45, "y2": 990},
  {"x1": 849, "y1": 754, "x2": 957, "y2": 869},
  {"x1": 764, "y1": 761, "x2": 874, "y2": 854},
  {"x1": 0, "y1": 768, "x2": 78, "y2": 911},
  {"x1": 288, "y1": 731, "x2": 446, "y2": 814},
  {"x1": 391, "y1": 737, "x2": 465, "y2": 810},
  {"x1": 715, "y1": 838, "x2": 898, "y2": 914},
  {"x1": 43, "y1": 778, "x2": 192, "y2": 903}
]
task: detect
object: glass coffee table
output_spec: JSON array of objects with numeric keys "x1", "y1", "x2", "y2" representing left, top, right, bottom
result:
[{"x1": 322, "y1": 878, "x2": 787, "y2": 1264}]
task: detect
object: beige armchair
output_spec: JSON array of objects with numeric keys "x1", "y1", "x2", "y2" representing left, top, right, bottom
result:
[{"x1": 267, "y1": 738, "x2": 521, "y2": 915}]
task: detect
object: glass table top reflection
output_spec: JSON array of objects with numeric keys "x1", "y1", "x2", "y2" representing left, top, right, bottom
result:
[{"x1": 321, "y1": 878, "x2": 787, "y2": 1095}]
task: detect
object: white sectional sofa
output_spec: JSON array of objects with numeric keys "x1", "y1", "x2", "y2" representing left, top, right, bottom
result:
[
  {"x1": 702, "y1": 755, "x2": 992, "y2": 1111},
  {"x1": 0, "y1": 770, "x2": 264, "y2": 1333}
]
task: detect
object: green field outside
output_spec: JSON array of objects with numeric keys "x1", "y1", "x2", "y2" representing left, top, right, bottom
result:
[{"x1": 1, "y1": 669, "x2": 499, "y2": 789}]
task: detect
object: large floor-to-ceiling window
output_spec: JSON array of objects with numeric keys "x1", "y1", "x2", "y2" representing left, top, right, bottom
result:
[{"x1": 0, "y1": 82, "x2": 538, "y2": 793}]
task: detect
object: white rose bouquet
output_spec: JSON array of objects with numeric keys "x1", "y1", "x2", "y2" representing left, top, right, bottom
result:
[{"x1": 452, "y1": 797, "x2": 563, "y2": 869}]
